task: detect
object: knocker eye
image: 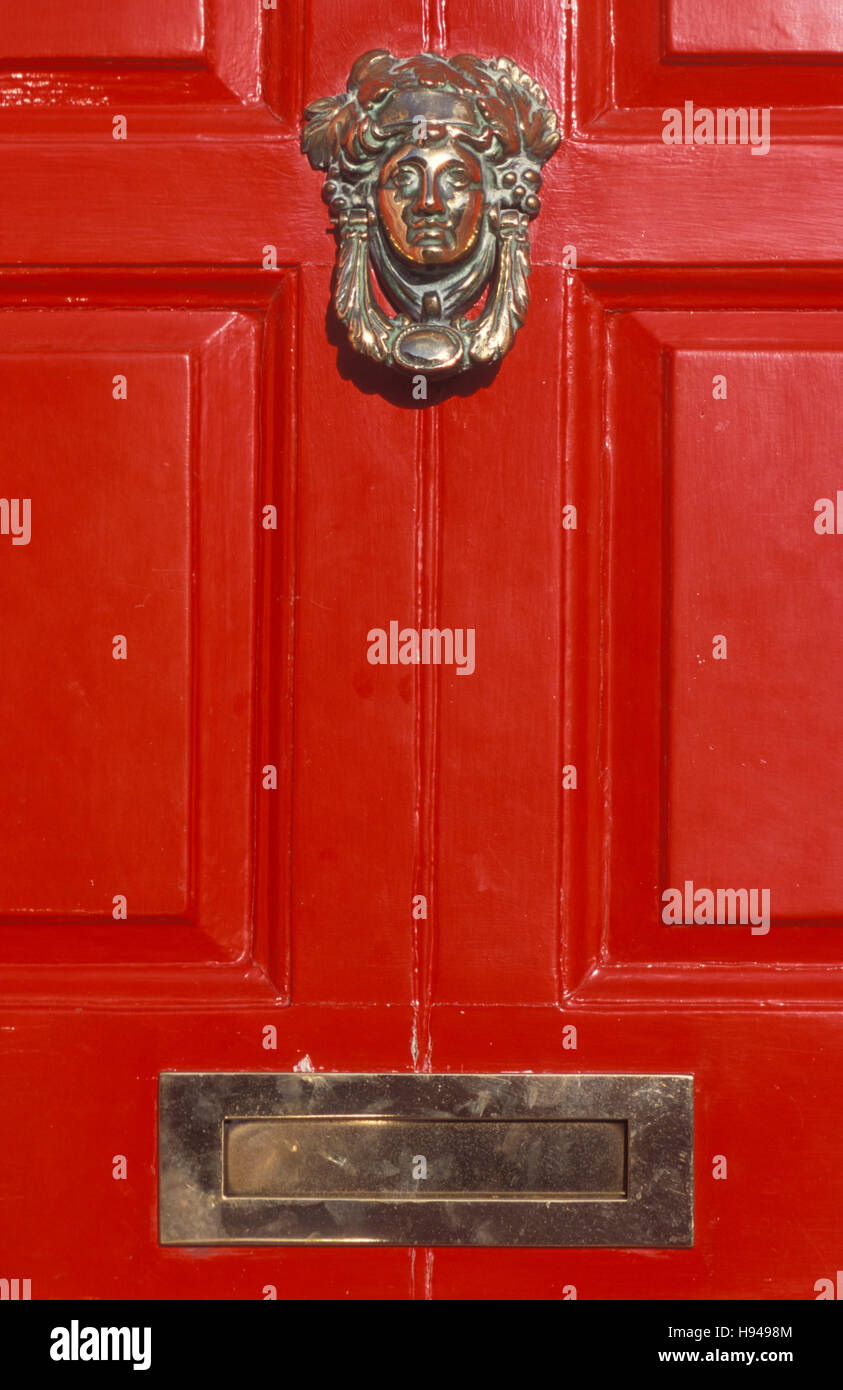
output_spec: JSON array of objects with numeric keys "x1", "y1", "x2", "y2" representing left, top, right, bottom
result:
[{"x1": 388, "y1": 168, "x2": 417, "y2": 194}]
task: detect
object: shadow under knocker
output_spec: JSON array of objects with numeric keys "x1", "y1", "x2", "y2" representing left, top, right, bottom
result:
[{"x1": 303, "y1": 49, "x2": 561, "y2": 386}]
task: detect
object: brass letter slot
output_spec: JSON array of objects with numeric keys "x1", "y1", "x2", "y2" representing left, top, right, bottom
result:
[
  {"x1": 224, "y1": 1118, "x2": 627, "y2": 1200},
  {"x1": 159, "y1": 1073, "x2": 693, "y2": 1247}
]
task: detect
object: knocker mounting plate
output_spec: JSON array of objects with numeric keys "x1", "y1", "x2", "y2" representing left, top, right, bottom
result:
[{"x1": 302, "y1": 50, "x2": 560, "y2": 376}]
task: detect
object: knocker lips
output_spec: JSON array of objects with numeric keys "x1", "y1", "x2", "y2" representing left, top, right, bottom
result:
[{"x1": 302, "y1": 50, "x2": 560, "y2": 376}]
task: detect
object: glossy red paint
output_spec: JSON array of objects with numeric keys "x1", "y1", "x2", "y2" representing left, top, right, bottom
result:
[{"x1": 1, "y1": 0, "x2": 842, "y2": 1301}]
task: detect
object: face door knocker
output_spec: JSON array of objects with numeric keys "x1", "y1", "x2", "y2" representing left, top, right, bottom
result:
[{"x1": 302, "y1": 50, "x2": 560, "y2": 377}]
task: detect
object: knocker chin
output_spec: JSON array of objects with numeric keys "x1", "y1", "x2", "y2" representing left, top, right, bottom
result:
[{"x1": 302, "y1": 50, "x2": 560, "y2": 376}]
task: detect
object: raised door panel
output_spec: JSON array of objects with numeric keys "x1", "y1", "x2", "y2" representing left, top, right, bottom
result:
[
  {"x1": 0, "y1": 0, "x2": 205, "y2": 58},
  {"x1": 566, "y1": 279, "x2": 843, "y2": 1003},
  {"x1": 0, "y1": 292, "x2": 297, "y2": 1003},
  {"x1": 666, "y1": 0, "x2": 843, "y2": 55},
  {"x1": 579, "y1": 0, "x2": 843, "y2": 122},
  {"x1": 1, "y1": 327, "x2": 193, "y2": 921},
  {"x1": 0, "y1": 0, "x2": 271, "y2": 110}
]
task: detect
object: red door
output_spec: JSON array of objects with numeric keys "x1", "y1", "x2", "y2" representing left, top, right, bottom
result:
[{"x1": 2, "y1": 0, "x2": 843, "y2": 1300}]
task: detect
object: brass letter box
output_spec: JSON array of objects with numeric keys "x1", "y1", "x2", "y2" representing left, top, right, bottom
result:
[{"x1": 159, "y1": 1073, "x2": 693, "y2": 1247}]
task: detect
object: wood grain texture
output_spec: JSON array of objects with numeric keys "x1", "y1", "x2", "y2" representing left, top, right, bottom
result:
[
  {"x1": 289, "y1": 267, "x2": 417, "y2": 1005},
  {"x1": 433, "y1": 267, "x2": 564, "y2": 1005}
]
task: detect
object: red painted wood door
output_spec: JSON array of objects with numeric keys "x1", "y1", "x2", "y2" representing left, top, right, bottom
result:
[{"x1": 2, "y1": 0, "x2": 842, "y2": 1300}]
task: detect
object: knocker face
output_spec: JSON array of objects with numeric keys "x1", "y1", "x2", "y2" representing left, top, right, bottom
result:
[
  {"x1": 302, "y1": 51, "x2": 560, "y2": 375},
  {"x1": 377, "y1": 141, "x2": 485, "y2": 267}
]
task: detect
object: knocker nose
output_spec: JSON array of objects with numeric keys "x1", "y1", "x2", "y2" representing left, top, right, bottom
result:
[{"x1": 418, "y1": 174, "x2": 444, "y2": 216}]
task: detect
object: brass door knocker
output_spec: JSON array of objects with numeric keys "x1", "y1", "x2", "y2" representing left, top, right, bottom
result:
[{"x1": 302, "y1": 50, "x2": 560, "y2": 377}]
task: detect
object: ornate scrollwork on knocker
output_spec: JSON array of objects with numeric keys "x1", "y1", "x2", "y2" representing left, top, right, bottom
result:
[{"x1": 302, "y1": 50, "x2": 560, "y2": 377}]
